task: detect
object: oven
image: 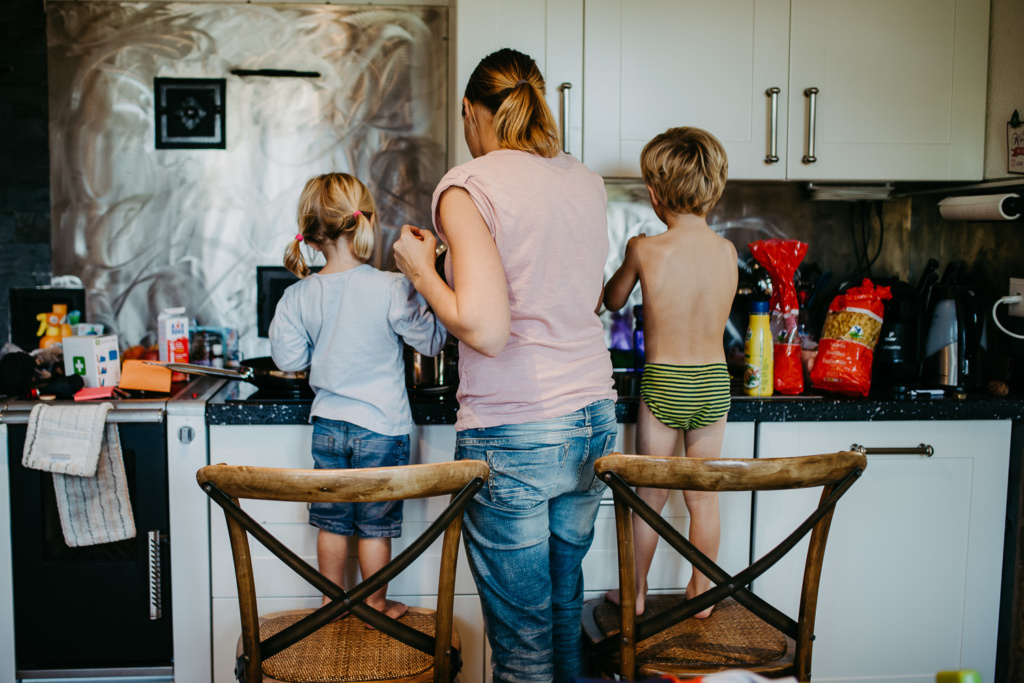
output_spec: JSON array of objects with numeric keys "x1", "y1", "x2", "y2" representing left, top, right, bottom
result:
[{"x1": 3, "y1": 400, "x2": 173, "y2": 680}]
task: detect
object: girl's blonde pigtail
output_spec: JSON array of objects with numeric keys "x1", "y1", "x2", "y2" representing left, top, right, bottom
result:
[
  {"x1": 349, "y1": 212, "x2": 375, "y2": 262},
  {"x1": 283, "y1": 238, "x2": 310, "y2": 278}
]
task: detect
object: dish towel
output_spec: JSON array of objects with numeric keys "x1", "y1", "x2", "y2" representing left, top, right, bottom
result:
[{"x1": 21, "y1": 402, "x2": 137, "y2": 547}]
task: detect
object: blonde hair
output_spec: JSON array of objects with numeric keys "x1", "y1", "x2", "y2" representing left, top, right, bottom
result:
[
  {"x1": 465, "y1": 48, "x2": 560, "y2": 158},
  {"x1": 284, "y1": 173, "x2": 377, "y2": 278},
  {"x1": 640, "y1": 127, "x2": 728, "y2": 217}
]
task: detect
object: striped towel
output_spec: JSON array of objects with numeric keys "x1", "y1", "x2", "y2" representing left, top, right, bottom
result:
[{"x1": 21, "y1": 402, "x2": 136, "y2": 547}]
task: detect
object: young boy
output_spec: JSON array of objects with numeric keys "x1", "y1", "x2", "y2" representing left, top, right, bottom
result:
[{"x1": 603, "y1": 127, "x2": 738, "y2": 618}]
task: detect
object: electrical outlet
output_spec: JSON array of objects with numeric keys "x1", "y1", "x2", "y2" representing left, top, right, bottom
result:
[{"x1": 1010, "y1": 278, "x2": 1024, "y2": 317}]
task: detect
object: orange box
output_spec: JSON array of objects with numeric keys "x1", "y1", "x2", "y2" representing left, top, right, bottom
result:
[{"x1": 119, "y1": 359, "x2": 173, "y2": 393}]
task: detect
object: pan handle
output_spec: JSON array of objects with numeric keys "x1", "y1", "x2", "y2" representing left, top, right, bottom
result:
[{"x1": 144, "y1": 361, "x2": 254, "y2": 380}]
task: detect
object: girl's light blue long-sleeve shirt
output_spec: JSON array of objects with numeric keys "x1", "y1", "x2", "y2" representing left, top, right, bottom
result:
[{"x1": 269, "y1": 264, "x2": 446, "y2": 436}]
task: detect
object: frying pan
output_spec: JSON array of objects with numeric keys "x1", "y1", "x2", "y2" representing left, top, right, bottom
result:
[{"x1": 149, "y1": 356, "x2": 310, "y2": 392}]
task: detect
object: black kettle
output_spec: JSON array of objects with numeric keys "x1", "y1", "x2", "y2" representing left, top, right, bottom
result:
[{"x1": 921, "y1": 284, "x2": 987, "y2": 391}]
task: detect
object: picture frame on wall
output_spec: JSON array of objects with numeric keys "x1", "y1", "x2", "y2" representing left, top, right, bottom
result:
[
  {"x1": 154, "y1": 77, "x2": 226, "y2": 150},
  {"x1": 1008, "y1": 109, "x2": 1023, "y2": 175}
]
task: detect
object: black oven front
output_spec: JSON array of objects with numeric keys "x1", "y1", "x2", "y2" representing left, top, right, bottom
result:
[{"x1": 5, "y1": 406, "x2": 173, "y2": 679}]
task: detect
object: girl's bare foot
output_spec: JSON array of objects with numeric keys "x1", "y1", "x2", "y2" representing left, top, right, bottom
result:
[
  {"x1": 321, "y1": 595, "x2": 349, "y2": 622},
  {"x1": 686, "y1": 582, "x2": 714, "y2": 619},
  {"x1": 604, "y1": 587, "x2": 646, "y2": 616},
  {"x1": 362, "y1": 598, "x2": 409, "y2": 628}
]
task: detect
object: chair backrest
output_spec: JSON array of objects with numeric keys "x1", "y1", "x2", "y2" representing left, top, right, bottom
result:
[
  {"x1": 593, "y1": 451, "x2": 867, "y2": 681},
  {"x1": 197, "y1": 460, "x2": 489, "y2": 683}
]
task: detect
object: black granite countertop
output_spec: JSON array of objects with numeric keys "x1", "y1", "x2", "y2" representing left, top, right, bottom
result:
[{"x1": 205, "y1": 380, "x2": 1024, "y2": 426}]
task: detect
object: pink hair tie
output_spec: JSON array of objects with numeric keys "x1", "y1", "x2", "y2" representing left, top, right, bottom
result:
[
  {"x1": 294, "y1": 233, "x2": 303, "y2": 242},
  {"x1": 353, "y1": 210, "x2": 363, "y2": 218}
]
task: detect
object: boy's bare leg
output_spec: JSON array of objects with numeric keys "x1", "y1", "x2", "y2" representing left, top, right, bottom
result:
[
  {"x1": 318, "y1": 529, "x2": 351, "y2": 612},
  {"x1": 606, "y1": 400, "x2": 680, "y2": 615},
  {"x1": 681, "y1": 416, "x2": 727, "y2": 618},
  {"x1": 357, "y1": 537, "x2": 408, "y2": 621}
]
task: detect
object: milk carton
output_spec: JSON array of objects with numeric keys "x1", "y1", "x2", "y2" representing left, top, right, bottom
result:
[
  {"x1": 62, "y1": 334, "x2": 121, "y2": 387},
  {"x1": 158, "y1": 307, "x2": 190, "y2": 381}
]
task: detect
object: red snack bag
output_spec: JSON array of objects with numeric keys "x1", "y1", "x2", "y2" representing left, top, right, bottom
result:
[
  {"x1": 809, "y1": 279, "x2": 892, "y2": 396},
  {"x1": 748, "y1": 239, "x2": 808, "y2": 394}
]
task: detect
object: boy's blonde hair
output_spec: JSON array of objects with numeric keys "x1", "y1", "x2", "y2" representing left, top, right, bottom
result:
[
  {"x1": 464, "y1": 48, "x2": 560, "y2": 158},
  {"x1": 640, "y1": 127, "x2": 728, "y2": 217},
  {"x1": 284, "y1": 172, "x2": 377, "y2": 278}
]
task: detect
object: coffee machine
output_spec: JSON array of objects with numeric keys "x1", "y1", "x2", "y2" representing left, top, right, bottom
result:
[
  {"x1": 871, "y1": 278, "x2": 923, "y2": 395},
  {"x1": 922, "y1": 284, "x2": 987, "y2": 391}
]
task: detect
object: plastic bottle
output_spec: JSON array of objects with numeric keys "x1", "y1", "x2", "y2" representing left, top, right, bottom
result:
[{"x1": 744, "y1": 300, "x2": 774, "y2": 397}]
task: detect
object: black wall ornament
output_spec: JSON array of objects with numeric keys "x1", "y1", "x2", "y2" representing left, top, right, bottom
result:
[{"x1": 154, "y1": 77, "x2": 226, "y2": 150}]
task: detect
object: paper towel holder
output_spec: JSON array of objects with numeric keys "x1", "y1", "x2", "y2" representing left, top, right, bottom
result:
[{"x1": 938, "y1": 193, "x2": 1021, "y2": 222}]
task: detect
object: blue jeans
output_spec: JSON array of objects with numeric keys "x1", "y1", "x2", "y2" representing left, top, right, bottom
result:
[
  {"x1": 308, "y1": 417, "x2": 410, "y2": 538},
  {"x1": 455, "y1": 399, "x2": 618, "y2": 683}
]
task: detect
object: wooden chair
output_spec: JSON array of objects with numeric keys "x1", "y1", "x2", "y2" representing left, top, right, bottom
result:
[
  {"x1": 581, "y1": 451, "x2": 867, "y2": 681},
  {"x1": 197, "y1": 460, "x2": 489, "y2": 683}
]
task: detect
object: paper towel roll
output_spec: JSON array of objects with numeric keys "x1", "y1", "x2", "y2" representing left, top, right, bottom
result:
[{"x1": 938, "y1": 193, "x2": 1021, "y2": 221}]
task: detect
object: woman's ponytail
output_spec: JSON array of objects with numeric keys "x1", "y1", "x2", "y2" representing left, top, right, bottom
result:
[
  {"x1": 465, "y1": 48, "x2": 561, "y2": 158},
  {"x1": 493, "y1": 79, "x2": 559, "y2": 157}
]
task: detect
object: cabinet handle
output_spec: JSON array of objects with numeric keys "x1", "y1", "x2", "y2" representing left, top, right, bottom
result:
[
  {"x1": 558, "y1": 82, "x2": 572, "y2": 154},
  {"x1": 802, "y1": 87, "x2": 819, "y2": 164},
  {"x1": 148, "y1": 530, "x2": 164, "y2": 620},
  {"x1": 850, "y1": 443, "x2": 934, "y2": 457},
  {"x1": 765, "y1": 87, "x2": 781, "y2": 163}
]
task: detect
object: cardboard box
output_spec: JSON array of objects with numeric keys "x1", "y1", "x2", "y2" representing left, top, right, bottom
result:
[
  {"x1": 62, "y1": 334, "x2": 121, "y2": 388},
  {"x1": 158, "y1": 307, "x2": 189, "y2": 363},
  {"x1": 158, "y1": 307, "x2": 189, "y2": 382}
]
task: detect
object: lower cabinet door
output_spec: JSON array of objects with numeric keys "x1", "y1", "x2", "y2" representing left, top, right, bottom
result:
[
  {"x1": 583, "y1": 422, "x2": 755, "y2": 595},
  {"x1": 753, "y1": 420, "x2": 1009, "y2": 683}
]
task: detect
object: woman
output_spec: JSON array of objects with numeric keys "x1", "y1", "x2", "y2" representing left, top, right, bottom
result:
[{"x1": 393, "y1": 48, "x2": 617, "y2": 683}]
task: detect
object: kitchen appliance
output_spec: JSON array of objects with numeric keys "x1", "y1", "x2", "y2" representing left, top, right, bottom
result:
[
  {"x1": 871, "y1": 278, "x2": 923, "y2": 395},
  {"x1": 922, "y1": 284, "x2": 987, "y2": 391},
  {"x1": 1, "y1": 379, "x2": 219, "y2": 682},
  {"x1": 4, "y1": 399, "x2": 171, "y2": 676},
  {"x1": 256, "y1": 266, "x2": 322, "y2": 338}
]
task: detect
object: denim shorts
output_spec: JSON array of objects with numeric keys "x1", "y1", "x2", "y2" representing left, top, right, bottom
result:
[{"x1": 308, "y1": 416, "x2": 410, "y2": 538}]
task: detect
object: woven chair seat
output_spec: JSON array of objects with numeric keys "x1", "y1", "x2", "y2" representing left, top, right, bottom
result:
[
  {"x1": 590, "y1": 596, "x2": 791, "y2": 673},
  {"x1": 240, "y1": 607, "x2": 456, "y2": 683}
]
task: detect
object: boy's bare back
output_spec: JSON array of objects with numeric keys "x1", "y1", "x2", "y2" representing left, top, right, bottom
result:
[{"x1": 630, "y1": 216, "x2": 737, "y2": 366}]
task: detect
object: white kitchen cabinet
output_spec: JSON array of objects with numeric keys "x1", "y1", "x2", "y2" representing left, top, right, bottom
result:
[
  {"x1": 582, "y1": 0, "x2": 791, "y2": 180},
  {"x1": 452, "y1": 0, "x2": 583, "y2": 167},
  {"x1": 785, "y1": 0, "x2": 990, "y2": 181},
  {"x1": 753, "y1": 420, "x2": 1010, "y2": 683},
  {"x1": 207, "y1": 424, "x2": 486, "y2": 683},
  {"x1": 583, "y1": 422, "x2": 756, "y2": 596},
  {"x1": 458, "y1": 0, "x2": 989, "y2": 181}
]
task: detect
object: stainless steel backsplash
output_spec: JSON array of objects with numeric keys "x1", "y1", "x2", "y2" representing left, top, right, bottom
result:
[{"x1": 47, "y1": 2, "x2": 447, "y2": 358}]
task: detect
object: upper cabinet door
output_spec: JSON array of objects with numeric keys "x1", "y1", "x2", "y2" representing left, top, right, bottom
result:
[
  {"x1": 452, "y1": 0, "x2": 583, "y2": 167},
  {"x1": 786, "y1": 0, "x2": 990, "y2": 181},
  {"x1": 582, "y1": 0, "x2": 791, "y2": 179}
]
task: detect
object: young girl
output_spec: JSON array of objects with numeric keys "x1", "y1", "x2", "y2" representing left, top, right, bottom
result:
[{"x1": 270, "y1": 172, "x2": 446, "y2": 621}]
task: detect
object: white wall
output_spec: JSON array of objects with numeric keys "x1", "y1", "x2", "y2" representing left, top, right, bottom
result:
[{"x1": 984, "y1": 0, "x2": 1024, "y2": 178}]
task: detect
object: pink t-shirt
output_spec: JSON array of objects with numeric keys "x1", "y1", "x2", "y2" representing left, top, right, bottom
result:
[{"x1": 432, "y1": 150, "x2": 616, "y2": 431}]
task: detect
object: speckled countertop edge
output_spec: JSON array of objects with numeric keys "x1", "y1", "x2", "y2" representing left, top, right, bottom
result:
[{"x1": 205, "y1": 391, "x2": 1024, "y2": 426}]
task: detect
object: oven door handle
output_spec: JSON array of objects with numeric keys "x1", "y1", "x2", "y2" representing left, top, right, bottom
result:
[
  {"x1": 0, "y1": 408, "x2": 164, "y2": 424},
  {"x1": 148, "y1": 530, "x2": 166, "y2": 620}
]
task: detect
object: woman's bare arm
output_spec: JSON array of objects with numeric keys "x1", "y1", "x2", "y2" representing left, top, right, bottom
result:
[{"x1": 393, "y1": 187, "x2": 511, "y2": 357}]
